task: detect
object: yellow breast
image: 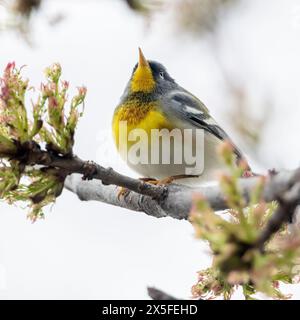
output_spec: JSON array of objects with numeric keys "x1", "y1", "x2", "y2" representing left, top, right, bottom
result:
[{"x1": 112, "y1": 101, "x2": 173, "y2": 149}]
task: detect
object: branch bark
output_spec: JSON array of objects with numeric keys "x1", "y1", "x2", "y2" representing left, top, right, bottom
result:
[
  {"x1": 19, "y1": 141, "x2": 300, "y2": 233},
  {"x1": 64, "y1": 167, "x2": 300, "y2": 221}
]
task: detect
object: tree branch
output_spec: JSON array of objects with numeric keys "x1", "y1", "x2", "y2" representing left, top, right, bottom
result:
[
  {"x1": 147, "y1": 287, "x2": 178, "y2": 300},
  {"x1": 64, "y1": 167, "x2": 300, "y2": 221},
  {"x1": 21, "y1": 141, "x2": 168, "y2": 201},
  {"x1": 16, "y1": 141, "x2": 300, "y2": 230},
  {"x1": 255, "y1": 179, "x2": 300, "y2": 249}
]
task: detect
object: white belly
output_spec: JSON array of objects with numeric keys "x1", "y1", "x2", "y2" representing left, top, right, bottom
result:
[{"x1": 122, "y1": 129, "x2": 228, "y2": 185}]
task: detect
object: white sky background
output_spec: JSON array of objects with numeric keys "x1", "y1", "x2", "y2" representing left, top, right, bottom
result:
[{"x1": 0, "y1": 0, "x2": 300, "y2": 299}]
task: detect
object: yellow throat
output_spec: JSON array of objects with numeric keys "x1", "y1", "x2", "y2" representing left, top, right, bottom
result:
[{"x1": 130, "y1": 48, "x2": 155, "y2": 93}]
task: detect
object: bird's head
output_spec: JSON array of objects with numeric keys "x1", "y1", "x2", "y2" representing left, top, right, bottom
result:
[{"x1": 129, "y1": 48, "x2": 175, "y2": 94}]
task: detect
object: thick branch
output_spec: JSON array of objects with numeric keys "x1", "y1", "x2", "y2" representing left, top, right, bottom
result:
[
  {"x1": 19, "y1": 142, "x2": 300, "y2": 224},
  {"x1": 64, "y1": 167, "x2": 300, "y2": 221}
]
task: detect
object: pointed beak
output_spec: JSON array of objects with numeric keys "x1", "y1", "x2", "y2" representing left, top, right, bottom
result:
[{"x1": 138, "y1": 47, "x2": 149, "y2": 68}]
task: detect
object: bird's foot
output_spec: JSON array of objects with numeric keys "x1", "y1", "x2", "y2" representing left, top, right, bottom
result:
[
  {"x1": 140, "y1": 174, "x2": 199, "y2": 185},
  {"x1": 117, "y1": 174, "x2": 199, "y2": 200},
  {"x1": 117, "y1": 186, "x2": 130, "y2": 200}
]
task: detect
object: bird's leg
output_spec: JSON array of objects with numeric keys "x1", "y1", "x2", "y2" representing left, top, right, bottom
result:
[
  {"x1": 141, "y1": 174, "x2": 199, "y2": 185},
  {"x1": 117, "y1": 174, "x2": 198, "y2": 200},
  {"x1": 117, "y1": 177, "x2": 156, "y2": 200}
]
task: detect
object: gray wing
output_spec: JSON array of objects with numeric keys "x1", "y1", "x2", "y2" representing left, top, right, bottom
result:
[{"x1": 162, "y1": 90, "x2": 245, "y2": 160}]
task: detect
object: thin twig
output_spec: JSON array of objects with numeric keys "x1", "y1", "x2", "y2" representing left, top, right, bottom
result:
[
  {"x1": 21, "y1": 141, "x2": 168, "y2": 201},
  {"x1": 255, "y1": 181, "x2": 300, "y2": 249},
  {"x1": 147, "y1": 287, "x2": 179, "y2": 300}
]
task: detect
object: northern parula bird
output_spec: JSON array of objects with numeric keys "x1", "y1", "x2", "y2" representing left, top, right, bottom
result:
[{"x1": 112, "y1": 48, "x2": 250, "y2": 184}]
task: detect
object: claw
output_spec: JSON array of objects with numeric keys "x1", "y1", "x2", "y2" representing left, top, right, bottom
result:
[{"x1": 117, "y1": 186, "x2": 130, "y2": 200}]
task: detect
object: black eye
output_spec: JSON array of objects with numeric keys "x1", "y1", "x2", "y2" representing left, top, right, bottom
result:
[{"x1": 159, "y1": 71, "x2": 164, "y2": 79}]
